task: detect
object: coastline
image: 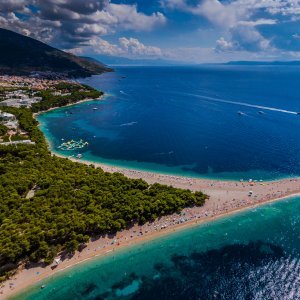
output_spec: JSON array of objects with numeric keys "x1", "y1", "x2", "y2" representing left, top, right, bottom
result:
[
  {"x1": 2, "y1": 151, "x2": 300, "y2": 299},
  {"x1": 35, "y1": 97, "x2": 296, "y2": 183},
  {"x1": 3, "y1": 189, "x2": 300, "y2": 299},
  {"x1": 33, "y1": 96, "x2": 104, "y2": 117},
  {"x1": 2, "y1": 98, "x2": 300, "y2": 299}
]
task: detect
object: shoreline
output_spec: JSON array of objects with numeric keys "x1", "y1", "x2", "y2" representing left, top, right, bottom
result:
[
  {"x1": 2, "y1": 98, "x2": 300, "y2": 299},
  {"x1": 3, "y1": 190, "x2": 300, "y2": 299},
  {"x1": 33, "y1": 96, "x2": 104, "y2": 117},
  {"x1": 35, "y1": 96, "x2": 297, "y2": 183}
]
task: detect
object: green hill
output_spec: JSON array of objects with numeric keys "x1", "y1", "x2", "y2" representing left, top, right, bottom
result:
[{"x1": 0, "y1": 28, "x2": 112, "y2": 78}]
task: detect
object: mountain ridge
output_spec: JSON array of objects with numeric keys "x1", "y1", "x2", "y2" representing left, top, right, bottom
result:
[{"x1": 0, "y1": 28, "x2": 112, "y2": 78}]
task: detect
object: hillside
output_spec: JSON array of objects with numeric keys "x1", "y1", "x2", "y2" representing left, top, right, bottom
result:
[{"x1": 0, "y1": 28, "x2": 112, "y2": 78}]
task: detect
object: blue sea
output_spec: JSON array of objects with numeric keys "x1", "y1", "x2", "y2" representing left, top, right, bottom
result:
[
  {"x1": 15, "y1": 196, "x2": 300, "y2": 300},
  {"x1": 37, "y1": 65, "x2": 300, "y2": 180},
  {"x1": 25, "y1": 66, "x2": 300, "y2": 300}
]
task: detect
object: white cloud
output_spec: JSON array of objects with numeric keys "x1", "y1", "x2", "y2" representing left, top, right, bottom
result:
[
  {"x1": 215, "y1": 37, "x2": 235, "y2": 52},
  {"x1": 230, "y1": 25, "x2": 273, "y2": 51},
  {"x1": 119, "y1": 37, "x2": 162, "y2": 56},
  {"x1": 162, "y1": 0, "x2": 281, "y2": 53},
  {"x1": 75, "y1": 24, "x2": 108, "y2": 36},
  {"x1": 193, "y1": 0, "x2": 239, "y2": 28},
  {"x1": 90, "y1": 38, "x2": 121, "y2": 55},
  {"x1": 0, "y1": 1, "x2": 167, "y2": 48},
  {"x1": 107, "y1": 4, "x2": 166, "y2": 31},
  {"x1": 238, "y1": 19, "x2": 277, "y2": 26},
  {"x1": 70, "y1": 37, "x2": 163, "y2": 58}
]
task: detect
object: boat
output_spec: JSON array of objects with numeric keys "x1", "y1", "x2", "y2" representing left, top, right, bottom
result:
[
  {"x1": 93, "y1": 107, "x2": 98, "y2": 110},
  {"x1": 297, "y1": 112, "x2": 300, "y2": 115},
  {"x1": 41, "y1": 285, "x2": 46, "y2": 289},
  {"x1": 76, "y1": 154, "x2": 83, "y2": 159},
  {"x1": 258, "y1": 111, "x2": 265, "y2": 114},
  {"x1": 237, "y1": 111, "x2": 245, "y2": 116}
]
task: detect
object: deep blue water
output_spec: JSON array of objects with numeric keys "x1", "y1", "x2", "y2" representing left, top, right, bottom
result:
[
  {"x1": 22, "y1": 66, "x2": 300, "y2": 300},
  {"x1": 16, "y1": 196, "x2": 300, "y2": 300},
  {"x1": 37, "y1": 65, "x2": 300, "y2": 180}
]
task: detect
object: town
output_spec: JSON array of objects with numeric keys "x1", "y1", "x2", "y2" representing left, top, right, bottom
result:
[
  {"x1": 0, "y1": 75, "x2": 102, "y2": 146},
  {"x1": 0, "y1": 75, "x2": 76, "y2": 108}
]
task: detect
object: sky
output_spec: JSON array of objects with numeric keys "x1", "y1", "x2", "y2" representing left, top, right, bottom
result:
[{"x1": 2, "y1": 0, "x2": 300, "y2": 63}]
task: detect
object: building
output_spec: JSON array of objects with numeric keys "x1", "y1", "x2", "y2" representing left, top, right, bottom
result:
[
  {"x1": 0, "y1": 111, "x2": 16, "y2": 121},
  {"x1": 0, "y1": 96, "x2": 42, "y2": 108}
]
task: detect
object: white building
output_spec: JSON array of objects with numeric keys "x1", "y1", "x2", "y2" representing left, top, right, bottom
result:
[{"x1": 0, "y1": 111, "x2": 16, "y2": 121}]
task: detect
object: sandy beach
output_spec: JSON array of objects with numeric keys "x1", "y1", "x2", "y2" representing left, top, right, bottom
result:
[
  {"x1": 1, "y1": 98, "x2": 299, "y2": 298},
  {"x1": 33, "y1": 96, "x2": 104, "y2": 117},
  {"x1": 1, "y1": 153, "x2": 299, "y2": 299}
]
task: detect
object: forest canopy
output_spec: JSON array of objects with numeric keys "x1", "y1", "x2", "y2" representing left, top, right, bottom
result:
[{"x1": 0, "y1": 94, "x2": 207, "y2": 281}]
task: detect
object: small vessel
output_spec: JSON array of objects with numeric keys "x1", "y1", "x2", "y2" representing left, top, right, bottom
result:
[
  {"x1": 93, "y1": 107, "x2": 98, "y2": 110},
  {"x1": 237, "y1": 111, "x2": 245, "y2": 116},
  {"x1": 258, "y1": 111, "x2": 265, "y2": 114},
  {"x1": 41, "y1": 285, "x2": 46, "y2": 289},
  {"x1": 76, "y1": 154, "x2": 83, "y2": 159},
  {"x1": 297, "y1": 112, "x2": 300, "y2": 115}
]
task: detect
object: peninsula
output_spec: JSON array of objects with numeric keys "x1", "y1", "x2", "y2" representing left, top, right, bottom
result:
[
  {"x1": 0, "y1": 75, "x2": 299, "y2": 299},
  {"x1": 0, "y1": 75, "x2": 208, "y2": 298}
]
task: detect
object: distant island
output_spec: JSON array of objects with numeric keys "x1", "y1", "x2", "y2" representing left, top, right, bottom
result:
[
  {"x1": 225, "y1": 60, "x2": 300, "y2": 66},
  {"x1": 0, "y1": 28, "x2": 112, "y2": 78}
]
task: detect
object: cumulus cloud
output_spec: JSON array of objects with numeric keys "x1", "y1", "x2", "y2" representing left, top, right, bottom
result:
[
  {"x1": 119, "y1": 37, "x2": 162, "y2": 56},
  {"x1": 107, "y1": 4, "x2": 166, "y2": 31},
  {"x1": 161, "y1": 0, "x2": 300, "y2": 53},
  {"x1": 215, "y1": 37, "x2": 236, "y2": 52},
  {"x1": 0, "y1": 0, "x2": 29, "y2": 13},
  {"x1": 231, "y1": 25, "x2": 273, "y2": 51},
  {"x1": 0, "y1": 0, "x2": 166, "y2": 49},
  {"x1": 69, "y1": 36, "x2": 163, "y2": 58}
]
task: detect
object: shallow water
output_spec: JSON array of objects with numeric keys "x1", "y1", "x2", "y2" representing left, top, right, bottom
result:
[
  {"x1": 16, "y1": 196, "x2": 300, "y2": 300},
  {"x1": 23, "y1": 66, "x2": 300, "y2": 299},
  {"x1": 37, "y1": 65, "x2": 300, "y2": 180}
]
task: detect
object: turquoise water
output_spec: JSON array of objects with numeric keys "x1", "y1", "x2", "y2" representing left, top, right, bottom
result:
[
  {"x1": 25, "y1": 66, "x2": 300, "y2": 299},
  {"x1": 16, "y1": 196, "x2": 300, "y2": 299},
  {"x1": 37, "y1": 66, "x2": 300, "y2": 180}
]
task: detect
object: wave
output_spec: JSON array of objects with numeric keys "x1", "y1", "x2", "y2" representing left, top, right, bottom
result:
[
  {"x1": 120, "y1": 90, "x2": 129, "y2": 96},
  {"x1": 154, "y1": 150, "x2": 174, "y2": 156},
  {"x1": 181, "y1": 92, "x2": 298, "y2": 115},
  {"x1": 120, "y1": 121, "x2": 138, "y2": 127}
]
